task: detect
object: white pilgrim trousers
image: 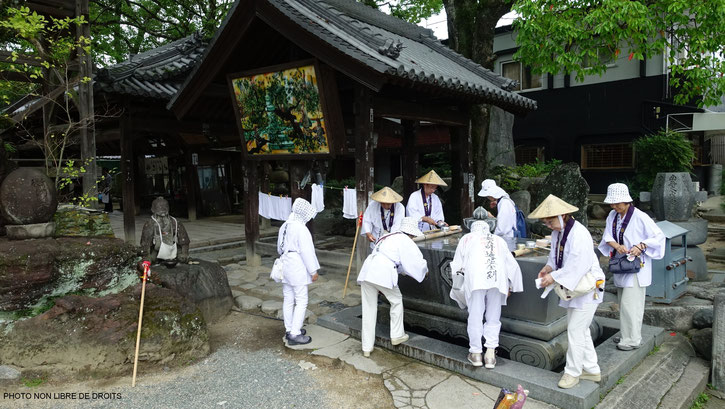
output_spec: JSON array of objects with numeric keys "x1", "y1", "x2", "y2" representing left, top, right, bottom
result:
[
  {"x1": 564, "y1": 302, "x2": 600, "y2": 377},
  {"x1": 466, "y1": 289, "x2": 505, "y2": 353},
  {"x1": 282, "y1": 283, "x2": 308, "y2": 336},
  {"x1": 361, "y1": 281, "x2": 405, "y2": 353},
  {"x1": 617, "y1": 274, "x2": 646, "y2": 348}
]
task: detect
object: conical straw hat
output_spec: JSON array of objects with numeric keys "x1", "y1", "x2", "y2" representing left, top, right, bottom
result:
[
  {"x1": 370, "y1": 186, "x2": 403, "y2": 203},
  {"x1": 528, "y1": 194, "x2": 579, "y2": 219},
  {"x1": 415, "y1": 170, "x2": 447, "y2": 186}
]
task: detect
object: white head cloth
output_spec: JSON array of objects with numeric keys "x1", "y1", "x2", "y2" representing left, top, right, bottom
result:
[
  {"x1": 470, "y1": 220, "x2": 493, "y2": 236},
  {"x1": 288, "y1": 198, "x2": 316, "y2": 224},
  {"x1": 399, "y1": 216, "x2": 424, "y2": 237}
]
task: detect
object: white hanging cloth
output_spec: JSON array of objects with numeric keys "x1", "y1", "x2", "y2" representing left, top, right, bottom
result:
[
  {"x1": 342, "y1": 187, "x2": 358, "y2": 219},
  {"x1": 311, "y1": 183, "x2": 325, "y2": 213}
]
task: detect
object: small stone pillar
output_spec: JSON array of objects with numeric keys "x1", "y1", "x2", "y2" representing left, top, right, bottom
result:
[{"x1": 713, "y1": 292, "x2": 725, "y2": 391}]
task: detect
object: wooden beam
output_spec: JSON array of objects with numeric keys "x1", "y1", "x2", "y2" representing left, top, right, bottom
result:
[
  {"x1": 184, "y1": 151, "x2": 199, "y2": 221},
  {"x1": 450, "y1": 121, "x2": 474, "y2": 221},
  {"x1": 354, "y1": 84, "x2": 374, "y2": 269},
  {"x1": 0, "y1": 51, "x2": 44, "y2": 67},
  {"x1": 169, "y1": 2, "x2": 256, "y2": 119},
  {"x1": 289, "y1": 160, "x2": 314, "y2": 239},
  {"x1": 243, "y1": 159, "x2": 260, "y2": 266},
  {"x1": 257, "y1": 1, "x2": 386, "y2": 94},
  {"x1": 77, "y1": 0, "x2": 97, "y2": 208},
  {"x1": 401, "y1": 119, "x2": 418, "y2": 202},
  {"x1": 0, "y1": 71, "x2": 44, "y2": 83},
  {"x1": 120, "y1": 114, "x2": 136, "y2": 244},
  {"x1": 373, "y1": 97, "x2": 469, "y2": 126}
]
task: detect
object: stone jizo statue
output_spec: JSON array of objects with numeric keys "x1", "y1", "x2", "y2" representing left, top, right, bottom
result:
[{"x1": 140, "y1": 197, "x2": 190, "y2": 266}]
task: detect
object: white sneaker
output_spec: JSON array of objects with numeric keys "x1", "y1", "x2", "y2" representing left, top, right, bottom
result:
[
  {"x1": 580, "y1": 371, "x2": 601, "y2": 382},
  {"x1": 467, "y1": 353, "x2": 483, "y2": 367},
  {"x1": 484, "y1": 349, "x2": 496, "y2": 369},
  {"x1": 363, "y1": 350, "x2": 371, "y2": 357},
  {"x1": 391, "y1": 334, "x2": 409, "y2": 345},
  {"x1": 558, "y1": 373, "x2": 579, "y2": 389}
]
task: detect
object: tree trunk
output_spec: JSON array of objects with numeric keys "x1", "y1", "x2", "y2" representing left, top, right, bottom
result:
[{"x1": 443, "y1": 0, "x2": 514, "y2": 204}]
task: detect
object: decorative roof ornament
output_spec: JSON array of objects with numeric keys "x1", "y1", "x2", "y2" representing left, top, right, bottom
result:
[{"x1": 378, "y1": 38, "x2": 404, "y2": 59}]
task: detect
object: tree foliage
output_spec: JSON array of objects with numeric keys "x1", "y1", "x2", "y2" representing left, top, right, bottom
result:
[
  {"x1": 512, "y1": 0, "x2": 725, "y2": 108},
  {"x1": 89, "y1": 0, "x2": 234, "y2": 63},
  {"x1": 633, "y1": 130, "x2": 695, "y2": 192}
]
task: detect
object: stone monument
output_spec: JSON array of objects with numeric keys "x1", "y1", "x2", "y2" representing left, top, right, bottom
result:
[
  {"x1": 0, "y1": 168, "x2": 58, "y2": 239},
  {"x1": 140, "y1": 197, "x2": 190, "y2": 267},
  {"x1": 647, "y1": 172, "x2": 709, "y2": 281}
]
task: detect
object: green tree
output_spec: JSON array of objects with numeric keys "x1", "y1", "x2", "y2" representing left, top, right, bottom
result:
[
  {"x1": 89, "y1": 0, "x2": 234, "y2": 63},
  {"x1": 1, "y1": 6, "x2": 105, "y2": 205},
  {"x1": 512, "y1": 0, "x2": 725, "y2": 108}
]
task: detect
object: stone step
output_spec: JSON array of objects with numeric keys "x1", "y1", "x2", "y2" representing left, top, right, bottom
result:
[
  {"x1": 596, "y1": 335, "x2": 695, "y2": 409},
  {"x1": 658, "y1": 357, "x2": 710, "y2": 409},
  {"x1": 190, "y1": 240, "x2": 245, "y2": 253}
]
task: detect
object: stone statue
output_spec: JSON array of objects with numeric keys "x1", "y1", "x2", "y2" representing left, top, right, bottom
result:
[{"x1": 140, "y1": 197, "x2": 190, "y2": 266}]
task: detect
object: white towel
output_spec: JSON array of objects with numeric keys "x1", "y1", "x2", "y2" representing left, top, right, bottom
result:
[
  {"x1": 535, "y1": 278, "x2": 555, "y2": 299},
  {"x1": 342, "y1": 187, "x2": 358, "y2": 219},
  {"x1": 311, "y1": 183, "x2": 325, "y2": 213},
  {"x1": 258, "y1": 193, "x2": 272, "y2": 219},
  {"x1": 278, "y1": 196, "x2": 292, "y2": 221}
]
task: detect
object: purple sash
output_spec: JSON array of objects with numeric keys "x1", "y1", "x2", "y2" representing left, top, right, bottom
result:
[
  {"x1": 611, "y1": 205, "x2": 635, "y2": 256},
  {"x1": 555, "y1": 217, "x2": 575, "y2": 269},
  {"x1": 421, "y1": 189, "x2": 432, "y2": 217},
  {"x1": 380, "y1": 205, "x2": 395, "y2": 231}
]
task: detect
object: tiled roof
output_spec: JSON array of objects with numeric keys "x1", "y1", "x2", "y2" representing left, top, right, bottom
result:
[
  {"x1": 269, "y1": 0, "x2": 536, "y2": 111},
  {"x1": 95, "y1": 34, "x2": 206, "y2": 100}
]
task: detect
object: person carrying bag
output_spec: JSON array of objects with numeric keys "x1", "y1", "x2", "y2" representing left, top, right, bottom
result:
[
  {"x1": 598, "y1": 183, "x2": 665, "y2": 352},
  {"x1": 531, "y1": 195, "x2": 605, "y2": 389}
]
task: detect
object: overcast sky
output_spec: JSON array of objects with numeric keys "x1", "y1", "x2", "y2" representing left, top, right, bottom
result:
[{"x1": 418, "y1": 10, "x2": 519, "y2": 40}]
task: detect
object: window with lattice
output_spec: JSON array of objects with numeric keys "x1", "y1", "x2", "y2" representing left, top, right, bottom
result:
[
  {"x1": 581, "y1": 143, "x2": 634, "y2": 169},
  {"x1": 515, "y1": 145, "x2": 545, "y2": 165}
]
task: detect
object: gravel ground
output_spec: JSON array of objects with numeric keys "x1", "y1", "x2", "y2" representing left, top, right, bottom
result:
[
  {"x1": 1, "y1": 312, "x2": 391, "y2": 409},
  {"x1": 4, "y1": 348, "x2": 328, "y2": 409}
]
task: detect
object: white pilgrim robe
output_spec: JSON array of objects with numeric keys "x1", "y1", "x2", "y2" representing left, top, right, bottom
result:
[
  {"x1": 277, "y1": 220, "x2": 320, "y2": 286},
  {"x1": 546, "y1": 221, "x2": 605, "y2": 309},
  {"x1": 361, "y1": 201, "x2": 405, "y2": 249},
  {"x1": 598, "y1": 208, "x2": 665, "y2": 288},
  {"x1": 406, "y1": 189, "x2": 445, "y2": 232},
  {"x1": 494, "y1": 196, "x2": 517, "y2": 251},
  {"x1": 356, "y1": 232, "x2": 428, "y2": 289},
  {"x1": 449, "y1": 231, "x2": 523, "y2": 305}
]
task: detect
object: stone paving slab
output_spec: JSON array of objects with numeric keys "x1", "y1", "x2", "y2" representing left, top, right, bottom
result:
[{"x1": 284, "y1": 324, "x2": 349, "y2": 351}]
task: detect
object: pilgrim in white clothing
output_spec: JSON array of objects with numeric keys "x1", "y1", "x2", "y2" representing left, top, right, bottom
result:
[
  {"x1": 406, "y1": 170, "x2": 448, "y2": 232},
  {"x1": 362, "y1": 186, "x2": 405, "y2": 250},
  {"x1": 356, "y1": 217, "x2": 428, "y2": 356},
  {"x1": 277, "y1": 198, "x2": 320, "y2": 345},
  {"x1": 598, "y1": 183, "x2": 665, "y2": 350},
  {"x1": 450, "y1": 220, "x2": 523, "y2": 368},
  {"x1": 478, "y1": 179, "x2": 517, "y2": 251},
  {"x1": 532, "y1": 195, "x2": 605, "y2": 389}
]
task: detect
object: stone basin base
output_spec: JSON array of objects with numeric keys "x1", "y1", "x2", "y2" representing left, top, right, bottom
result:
[
  {"x1": 378, "y1": 304, "x2": 602, "y2": 371},
  {"x1": 318, "y1": 306, "x2": 665, "y2": 409}
]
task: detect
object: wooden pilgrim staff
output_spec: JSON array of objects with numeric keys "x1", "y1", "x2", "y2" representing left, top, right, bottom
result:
[
  {"x1": 132, "y1": 260, "x2": 151, "y2": 387},
  {"x1": 342, "y1": 212, "x2": 363, "y2": 299}
]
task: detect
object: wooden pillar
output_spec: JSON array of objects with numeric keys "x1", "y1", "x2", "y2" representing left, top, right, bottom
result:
[
  {"x1": 259, "y1": 162, "x2": 271, "y2": 231},
  {"x1": 401, "y1": 119, "x2": 419, "y2": 202},
  {"x1": 450, "y1": 120, "x2": 474, "y2": 221},
  {"x1": 243, "y1": 159, "x2": 260, "y2": 266},
  {"x1": 289, "y1": 160, "x2": 314, "y2": 239},
  {"x1": 354, "y1": 85, "x2": 375, "y2": 268},
  {"x1": 185, "y1": 152, "x2": 198, "y2": 221},
  {"x1": 76, "y1": 0, "x2": 97, "y2": 206},
  {"x1": 120, "y1": 114, "x2": 136, "y2": 244}
]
